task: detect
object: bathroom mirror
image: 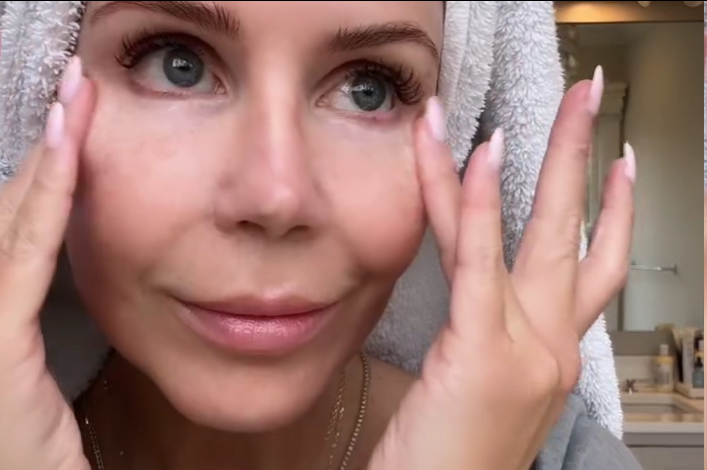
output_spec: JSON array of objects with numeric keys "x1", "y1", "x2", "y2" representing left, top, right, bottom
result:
[{"x1": 555, "y1": 2, "x2": 703, "y2": 331}]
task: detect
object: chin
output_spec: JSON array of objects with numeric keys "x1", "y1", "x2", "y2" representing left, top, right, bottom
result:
[
  {"x1": 165, "y1": 379, "x2": 321, "y2": 433},
  {"x1": 121, "y1": 336, "x2": 345, "y2": 433}
]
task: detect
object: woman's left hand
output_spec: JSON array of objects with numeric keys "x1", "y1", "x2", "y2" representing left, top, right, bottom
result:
[{"x1": 368, "y1": 72, "x2": 635, "y2": 470}]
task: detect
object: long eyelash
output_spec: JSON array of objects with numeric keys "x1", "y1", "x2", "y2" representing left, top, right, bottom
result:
[
  {"x1": 116, "y1": 29, "x2": 208, "y2": 69},
  {"x1": 115, "y1": 31, "x2": 424, "y2": 105},
  {"x1": 344, "y1": 60, "x2": 424, "y2": 106}
]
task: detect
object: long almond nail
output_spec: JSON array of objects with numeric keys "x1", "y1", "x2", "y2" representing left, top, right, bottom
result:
[
  {"x1": 488, "y1": 128, "x2": 505, "y2": 169},
  {"x1": 588, "y1": 65, "x2": 604, "y2": 115},
  {"x1": 59, "y1": 56, "x2": 84, "y2": 105},
  {"x1": 425, "y1": 96, "x2": 446, "y2": 142},
  {"x1": 623, "y1": 141, "x2": 636, "y2": 183},
  {"x1": 45, "y1": 103, "x2": 66, "y2": 150}
]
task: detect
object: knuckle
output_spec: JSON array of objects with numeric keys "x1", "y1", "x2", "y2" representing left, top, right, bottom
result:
[
  {"x1": 558, "y1": 349, "x2": 582, "y2": 394},
  {"x1": 33, "y1": 165, "x2": 67, "y2": 196},
  {"x1": 524, "y1": 350, "x2": 562, "y2": 397},
  {"x1": 460, "y1": 244, "x2": 504, "y2": 273},
  {"x1": 610, "y1": 263, "x2": 629, "y2": 289},
  {"x1": 557, "y1": 214, "x2": 584, "y2": 250},
  {"x1": 530, "y1": 213, "x2": 583, "y2": 260},
  {"x1": 600, "y1": 258, "x2": 629, "y2": 292},
  {"x1": 574, "y1": 140, "x2": 592, "y2": 158},
  {"x1": 0, "y1": 197, "x2": 14, "y2": 225},
  {"x1": 0, "y1": 221, "x2": 42, "y2": 262},
  {"x1": 627, "y1": 201, "x2": 636, "y2": 221}
]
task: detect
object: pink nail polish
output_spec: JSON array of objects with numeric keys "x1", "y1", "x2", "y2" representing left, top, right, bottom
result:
[
  {"x1": 488, "y1": 128, "x2": 504, "y2": 168},
  {"x1": 424, "y1": 96, "x2": 446, "y2": 142},
  {"x1": 58, "y1": 56, "x2": 84, "y2": 105},
  {"x1": 623, "y1": 142, "x2": 636, "y2": 183},
  {"x1": 588, "y1": 66, "x2": 604, "y2": 115},
  {"x1": 45, "y1": 103, "x2": 65, "y2": 150}
]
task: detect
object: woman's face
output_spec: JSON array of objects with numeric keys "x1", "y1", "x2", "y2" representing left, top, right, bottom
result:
[{"x1": 68, "y1": 0, "x2": 443, "y2": 431}]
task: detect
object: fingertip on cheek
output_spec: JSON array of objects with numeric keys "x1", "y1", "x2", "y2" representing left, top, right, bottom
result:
[{"x1": 424, "y1": 96, "x2": 446, "y2": 142}]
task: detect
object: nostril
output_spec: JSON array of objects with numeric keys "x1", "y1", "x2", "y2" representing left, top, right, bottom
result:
[
  {"x1": 235, "y1": 220, "x2": 310, "y2": 240},
  {"x1": 237, "y1": 220, "x2": 264, "y2": 233},
  {"x1": 286, "y1": 225, "x2": 311, "y2": 241}
]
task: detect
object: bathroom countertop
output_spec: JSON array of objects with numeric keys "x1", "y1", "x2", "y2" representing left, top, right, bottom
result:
[{"x1": 620, "y1": 392, "x2": 704, "y2": 434}]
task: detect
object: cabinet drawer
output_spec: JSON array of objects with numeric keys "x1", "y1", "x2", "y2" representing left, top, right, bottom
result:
[{"x1": 629, "y1": 447, "x2": 703, "y2": 470}]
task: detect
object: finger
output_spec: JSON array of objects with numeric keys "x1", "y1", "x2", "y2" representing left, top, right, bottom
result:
[
  {"x1": 0, "y1": 60, "x2": 96, "y2": 324},
  {"x1": 0, "y1": 103, "x2": 72, "y2": 321},
  {"x1": 576, "y1": 145, "x2": 635, "y2": 335},
  {"x1": 514, "y1": 67, "x2": 604, "y2": 309},
  {"x1": 0, "y1": 56, "x2": 89, "y2": 230},
  {"x1": 416, "y1": 97, "x2": 463, "y2": 283},
  {"x1": 449, "y1": 128, "x2": 507, "y2": 337},
  {"x1": 0, "y1": 145, "x2": 45, "y2": 231}
]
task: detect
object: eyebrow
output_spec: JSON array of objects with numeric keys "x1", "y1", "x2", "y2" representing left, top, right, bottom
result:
[
  {"x1": 90, "y1": 1, "x2": 240, "y2": 39},
  {"x1": 329, "y1": 22, "x2": 439, "y2": 63},
  {"x1": 90, "y1": 2, "x2": 439, "y2": 62}
]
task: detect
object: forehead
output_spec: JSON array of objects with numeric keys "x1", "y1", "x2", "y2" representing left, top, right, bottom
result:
[{"x1": 85, "y1": 1, "x2": 444, "y2": 47}]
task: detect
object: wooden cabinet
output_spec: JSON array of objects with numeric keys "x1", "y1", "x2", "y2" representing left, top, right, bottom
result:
[
  {"x1": 625, "y1": 433, "x2": 703, "y2": 470},
  {"x1": 629, "y1": 447, "x2": 703, "y2": 470}
]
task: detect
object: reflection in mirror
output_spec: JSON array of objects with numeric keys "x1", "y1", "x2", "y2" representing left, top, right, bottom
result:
[{"x1": 557, "y1": 21, "x2": 703, "y2": 331}]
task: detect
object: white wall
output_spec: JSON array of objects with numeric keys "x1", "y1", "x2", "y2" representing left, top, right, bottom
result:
[{"x1": 622, "y1": 23, "x2": 704, "y2": 330}]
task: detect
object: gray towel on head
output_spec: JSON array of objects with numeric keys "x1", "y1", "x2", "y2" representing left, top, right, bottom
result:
[{"x1": 0, "y1": 1, "x2": 623, "y2": 438}]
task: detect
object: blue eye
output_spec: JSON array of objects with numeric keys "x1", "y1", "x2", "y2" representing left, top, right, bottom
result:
[
  {"x1": 349, "y1": 75, "x2": 390, "y2": 112},
  {"x1": 163, "y1": 47, "x2": 205, "y2": 88},
  {"x1": 325, "y1": 62, "x2": 424, "y2": 115},
  {"x1": 117, "y1": 33, "x2": 223, "y2": 96},
  {"x1": 329, "y1": 73, "x2": 395, "y2": 114}
]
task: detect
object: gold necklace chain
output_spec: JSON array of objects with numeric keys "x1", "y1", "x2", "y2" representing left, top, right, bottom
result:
[
  {"x1": 83, "y1": 353, "x2": 370, "y2": 470},
  {"x1": 324, "y1": 370, "x2": 347, "y2": 470},
  {"x1": 339, "y1": 353, "x2": 371, "y2": 470}
]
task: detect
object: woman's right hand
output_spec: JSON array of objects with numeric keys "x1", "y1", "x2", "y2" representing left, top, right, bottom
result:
[{"x1": 0, "y1": 57, "x2": 96, "y2": 470}]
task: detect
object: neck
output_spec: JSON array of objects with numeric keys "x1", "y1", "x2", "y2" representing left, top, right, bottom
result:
[{"x1": 80, "y1": 353, "x2": 367, "y2": 470}]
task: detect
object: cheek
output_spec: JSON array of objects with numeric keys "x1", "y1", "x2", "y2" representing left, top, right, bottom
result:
[
  {"x1": 317, "y1": 123, "x2": 426, "y2": 278},
  {"x1": 66, "y1": 94, "x2": 218, "y2": 279},
  {"x1": 68, "y1": 87, "x2": 427, "y2": 294}
]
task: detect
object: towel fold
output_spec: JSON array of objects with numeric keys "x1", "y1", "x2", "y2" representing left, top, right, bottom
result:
[{"x1": 0, "y1": 0, "x2": 623, "y2": 439}]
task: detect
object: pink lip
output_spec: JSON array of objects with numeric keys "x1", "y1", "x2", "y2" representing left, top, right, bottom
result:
[
  {"x1": 176, "y1": 296, "x2": 335, "y2": 356},
  {"x1": 186, "y1": 296, "x2": 330, "y2": 317}
]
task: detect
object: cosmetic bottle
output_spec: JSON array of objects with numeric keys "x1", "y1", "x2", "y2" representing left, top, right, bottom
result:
[
  {"x1": 653, "y1": 343, "x2": 675, "y2": 393},
  {"x1": 692, "y1": 340, "x2": 704, "y2": 389}
]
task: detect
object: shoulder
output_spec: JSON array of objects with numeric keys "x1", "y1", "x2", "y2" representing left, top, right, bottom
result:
[{"x1": 535, "y1": 394, "x2": 644, "y2": 470}]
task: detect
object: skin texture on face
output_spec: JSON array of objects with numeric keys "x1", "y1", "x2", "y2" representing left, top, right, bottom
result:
[{"x1": 67, "y1": 0, "x2": 443, "y2": 443}]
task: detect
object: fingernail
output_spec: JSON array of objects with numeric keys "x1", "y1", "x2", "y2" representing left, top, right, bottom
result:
[
  {"x1": 587, "y1": 65, "x2": 604, "y2": 115},
  {"x1": 425, "y1": 96, "x2": 446, "y2": 142},
  {"x1": 58, "y1": 56, "x2": 84, "y2": 105},
  {"x1": 488, "y1": 128, "x2": 504, "y2": 168},
  {"x1": 623, "y1": 141, "x2": 636, "y2": 183},
  {"x1": 45, "y1": 102, "x2": 66, "y2": 150}
]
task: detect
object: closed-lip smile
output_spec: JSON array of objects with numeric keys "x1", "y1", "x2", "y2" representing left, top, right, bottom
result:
[{"x1": 175, "y1": 294, "x2": 337, "y2": 356}]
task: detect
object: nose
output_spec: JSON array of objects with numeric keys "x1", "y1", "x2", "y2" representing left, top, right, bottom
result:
[{"x1": 213, "y1": 100, "x2": 321, "y2": 239}]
